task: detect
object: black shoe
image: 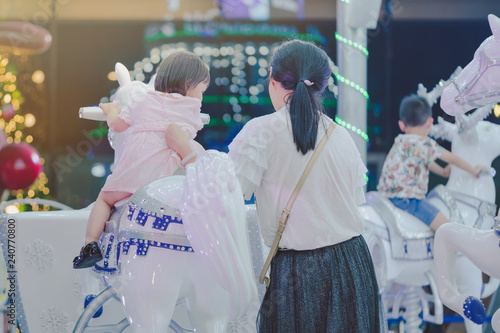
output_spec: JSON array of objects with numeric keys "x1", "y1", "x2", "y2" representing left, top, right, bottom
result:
[{"x1": 73, "y1": 242, "x2": 103, "y2": 269}]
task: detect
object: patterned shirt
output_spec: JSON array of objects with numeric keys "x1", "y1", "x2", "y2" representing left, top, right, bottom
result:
[{"x1": 377, "y1": 134, "x2": 444, "y2": 199}]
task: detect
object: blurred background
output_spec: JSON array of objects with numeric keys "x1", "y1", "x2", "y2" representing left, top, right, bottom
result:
[{"x1": 0, "y1": 0, "x2": 499, "y2": 209}]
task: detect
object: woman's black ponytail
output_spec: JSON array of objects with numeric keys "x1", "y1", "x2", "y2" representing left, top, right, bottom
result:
[{"x1": 269, "y1": 40, "x2": 331, "y2": 155}]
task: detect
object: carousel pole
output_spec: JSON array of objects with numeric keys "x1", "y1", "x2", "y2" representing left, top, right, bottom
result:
[{"x1": 336, "y1": 0, "x2": 383, "y2": 163}]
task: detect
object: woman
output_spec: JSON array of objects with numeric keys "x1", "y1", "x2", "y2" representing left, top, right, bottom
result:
[{"x1": 228, "y1": 39, "x2": 386, "y2": 332}]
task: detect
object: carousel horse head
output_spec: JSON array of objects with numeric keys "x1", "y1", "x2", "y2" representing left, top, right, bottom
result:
[{"x1": 441, "y1": 14, "x2": 500, "y2": 116}]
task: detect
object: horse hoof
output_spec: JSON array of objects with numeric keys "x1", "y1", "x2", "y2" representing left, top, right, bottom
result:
[
  {"x1": 84, "y1": 294, "x2": 104, "y2": 318},
  {"x1": 463, "y1": 296, "x2": 486, "y2": 325}
]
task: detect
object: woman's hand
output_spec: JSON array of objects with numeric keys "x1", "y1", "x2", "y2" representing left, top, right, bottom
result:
[{"x1": 165, "y1": 124, "x2": 197, "y2": 166}]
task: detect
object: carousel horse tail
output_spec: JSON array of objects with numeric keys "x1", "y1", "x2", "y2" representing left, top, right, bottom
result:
[
  {"x1": 434, "y1": 223, "x2": 486, "y2": 325},
  {"x1": 181, "y1": 150, "x2": 258, "y2": 320}
]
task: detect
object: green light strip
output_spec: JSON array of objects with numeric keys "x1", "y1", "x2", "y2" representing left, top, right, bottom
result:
[
  {"x1": 335, "y1": 115, "x2": 369, "y2": 142},
  {"x1": 340, "y1": 0, "x2": 351, "y2": 3},
  {"x1": 335, "y1": 32, "x2": 368, "y2": 56},
  {"x1": 334, "y1": 73, "x2": 370, "y2": 100},
  {"x1": 145, "y1": 31, "x2": 327, "y2": 45}
]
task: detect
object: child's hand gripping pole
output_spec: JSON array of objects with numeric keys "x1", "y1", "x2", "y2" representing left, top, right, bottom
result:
[{"x1": 79, "y1": 106, "x2": 211, "y2": 125}]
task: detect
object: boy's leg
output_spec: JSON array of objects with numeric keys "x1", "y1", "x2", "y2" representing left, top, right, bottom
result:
[{"x1": 429, "y1": 211, "x2": 449, "y2": 231}]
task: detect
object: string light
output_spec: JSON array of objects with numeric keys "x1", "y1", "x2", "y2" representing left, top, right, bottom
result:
[
  {"x1": 335, "y1": 115, "x2": 369, "y2": 142},
  {"x1": 0, "y1": 56, "x2": 51, "y2": 207},
  {"x1": 335, "y1": 32, "x2": 368, "y2": 56},
  {"x1": 334, "y1": 73, "x2": 370, "y2": 100}
]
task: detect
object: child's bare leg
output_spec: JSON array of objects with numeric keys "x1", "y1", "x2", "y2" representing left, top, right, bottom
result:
[
  {"x1": 74, "y1": 191, "x2": 131, "y2": 269},
  {"x1": 429, "y1": 211, "x2": 449, "y2": 231},
  {"x1": 85, "y1": 191, "x2": 131, "y2": 244}
]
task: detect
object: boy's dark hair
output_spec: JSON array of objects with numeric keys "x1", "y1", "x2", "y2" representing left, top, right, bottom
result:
[
  {"x1": 155, "y1": 50, "x2": 210, "y2": 95},
  {"x1": 269, "y1": 39, "x2": 331, "y2": 155},
  {"x1": 399, "y1": 94, "x2": 432, "y2": 127}
]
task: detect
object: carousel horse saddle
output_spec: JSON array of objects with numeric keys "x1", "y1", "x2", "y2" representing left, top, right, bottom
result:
[
  {"x1": 428, "y1": 185, "x2": 495, "y2": 230},
  {"x1": 94, "y1": 194, "x2": 194, "y2": 276},
  {"x1": 363, "y1": 192, "x2": 435, "y2": 260},
  {"x1": 427, "y1": 185, "x2": 465, "y2": 225}
]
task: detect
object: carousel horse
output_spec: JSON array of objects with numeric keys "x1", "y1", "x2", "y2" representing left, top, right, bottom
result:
[
  {"x1": 433, "y1": 13, "x2": 500, "y2": 332},
  {"x1": 89, "y1": 150, "x2": 257, "y2": 332},
  {"x1": 359, "y1": 73, "x2": 498, "y2": 333}
]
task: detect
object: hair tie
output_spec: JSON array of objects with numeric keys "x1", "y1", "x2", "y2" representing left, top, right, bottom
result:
[{"x1": 303, "y1": 79, "x2": 314, "y2": 86}]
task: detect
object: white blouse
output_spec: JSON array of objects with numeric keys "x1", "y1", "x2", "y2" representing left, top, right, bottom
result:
[{"x1": 228, "y1": 106, "x2": 368, "y2": 251}]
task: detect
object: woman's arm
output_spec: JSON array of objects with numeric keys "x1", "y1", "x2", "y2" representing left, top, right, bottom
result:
[
  {"x1": 165, "y1": 123, "x2": 197, "y2": 166},
  {"x1": 99, "y1": 102, "x2": 130, "y2": 133}
]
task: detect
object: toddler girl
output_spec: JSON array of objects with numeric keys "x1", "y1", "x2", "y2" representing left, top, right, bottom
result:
[{"x1": 73, "y1": 50, "x2": 209, "y2": 268}]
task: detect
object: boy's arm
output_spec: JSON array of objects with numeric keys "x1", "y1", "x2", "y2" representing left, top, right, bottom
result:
[
  {"x1": 165, "y1": 123, "x2": 197, "y2": 166},
  {"x1": 430, "y1": 162, "x2": 451, "y2": 178},
  {"x1": 437, "y1": 150, "x2": 485, "y2": 177},
  {"x1": 99, "y1": 102, "x2": 130, "y2": 133}
]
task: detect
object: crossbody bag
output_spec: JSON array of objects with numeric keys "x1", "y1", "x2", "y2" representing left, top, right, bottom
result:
[{"x1": 259, "y1": 122, "x2": 336, "y2": 287}]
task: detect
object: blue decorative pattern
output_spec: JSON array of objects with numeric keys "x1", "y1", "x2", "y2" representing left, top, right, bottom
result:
[
  {"x1": 426, "y1": 238, "x2": 432, "y2": 257},
  {"x1": 120, "y1": 238, "x2": 194, "y2": 256},
  {"x1": 463, "y1": 296, "x2": 486, "y2": 325},
  {"x1": 126, "y1": 203, "x2": 183, "y2": 231},
  {"x1": 102, "y1": 235, "x2": 114, "y2": 268},
  {"x1": 135, "y1": 210, "x2": 148, "y2": 226},
  {"x1": 152, "y1": 215, "x2": 182, "y2": 231},
  {"x1": 127, "y1": 205, "x2": 135, "y2": 220}
]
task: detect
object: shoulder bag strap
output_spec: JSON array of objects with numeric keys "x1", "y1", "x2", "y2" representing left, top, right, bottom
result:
[{"x1": 259, "y1": 122, "x2": 336, "y2": 286}]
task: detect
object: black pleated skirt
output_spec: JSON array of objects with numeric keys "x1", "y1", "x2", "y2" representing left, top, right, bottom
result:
[{"x1": 258, "y1": 235, "x2": 387, "y2": 333}]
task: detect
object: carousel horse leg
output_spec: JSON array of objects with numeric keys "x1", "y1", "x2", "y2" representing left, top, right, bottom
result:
[
  {"x1": 119, "y1": 249, "x2": 188, "y2": 332},
  {"x1": 455, "y1": 256, "x2": 483, "y2": 333},
  {"x1": 186, "y1": 299, "x2": 229, "y2": 333},
  {"x1": 185, "y1": 259, "x2": 231, "y2": 333},
  {"x1": 492, "y1": 308, "x2": 500, "y2": 332},
  {"x1": 434, "y1": 223, "x2": 488, "y2": 326}
]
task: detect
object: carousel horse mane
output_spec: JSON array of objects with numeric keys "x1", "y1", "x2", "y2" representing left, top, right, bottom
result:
[
  {"x1": 429, "y1": 104, "x2": 494, "y2": 142},
  {"x1": 181, "y1": 150, "x2": 257, "y2": 320},
  {"x1": 417, "y1": 66, "x2": 461, "y2": 107}
]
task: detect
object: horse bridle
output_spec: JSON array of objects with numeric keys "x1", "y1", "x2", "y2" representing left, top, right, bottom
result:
[{"x1": 452, "y1": 48, "x2": 500, "y2": 109}]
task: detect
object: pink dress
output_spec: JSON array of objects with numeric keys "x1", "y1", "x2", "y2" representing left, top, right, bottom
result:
[{"x1": 102, "y1": 91, "x2": 204, "y2": 194}]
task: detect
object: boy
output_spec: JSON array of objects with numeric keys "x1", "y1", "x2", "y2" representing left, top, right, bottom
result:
[{"x1": 377, "y1": 94, "x2": 485, "y2": 231}]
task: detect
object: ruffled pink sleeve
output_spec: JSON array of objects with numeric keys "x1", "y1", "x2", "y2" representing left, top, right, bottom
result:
[{"x1": 117, "y1": 94, "x2": 145, "y2": 126}]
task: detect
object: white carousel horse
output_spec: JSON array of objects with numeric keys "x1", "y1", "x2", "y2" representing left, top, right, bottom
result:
[
  {"x1": 433, "y1": 13, "x2": 500, "y2": 332},
  {"x1": 89, "y1": 150, "x2": 257, "y2": 332},
  {"x1": 359, "y1": 74, "x2": 499, "y2": 333}
]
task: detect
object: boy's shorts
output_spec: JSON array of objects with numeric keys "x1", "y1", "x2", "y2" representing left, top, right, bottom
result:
[{"x1": 389, "y1": 197, "x2": 440, "y2": 226}]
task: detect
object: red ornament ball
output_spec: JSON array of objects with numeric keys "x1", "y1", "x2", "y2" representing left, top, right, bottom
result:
[
  {"x1": 0, "y1": 143, "x2": 43, "y2": 190},
  {"x1": 1, "y1": 104, "x2": 15, "y2": 120}
]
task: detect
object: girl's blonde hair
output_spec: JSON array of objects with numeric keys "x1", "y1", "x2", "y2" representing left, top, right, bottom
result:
[{"x1": 154, "y1": 50, "x2": 210, "y2": 95}]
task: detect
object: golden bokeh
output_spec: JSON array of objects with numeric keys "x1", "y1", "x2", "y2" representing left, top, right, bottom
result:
[{"x1": 32, "y1": 70, "x2": 45, "y2": 84}]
